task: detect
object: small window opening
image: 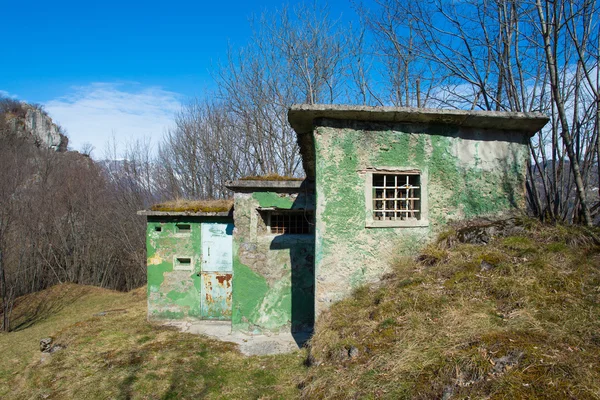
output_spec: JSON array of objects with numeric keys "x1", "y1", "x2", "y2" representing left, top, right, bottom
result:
[
  {"x1": 373, "y1": 173, "x2": 421, "y2": 221},
  {"x1": 176, "y1": 224, "x2": 191, "y2": 233},
  {"x1": 155, "y1": 226, "x2": 162, "y2": 232},
  {"x1": 270, "y1": 212, "x2": 313, "y2": 234},
  {"x1": 174, "y1": 256, "x2": 193, "y2": 271}
]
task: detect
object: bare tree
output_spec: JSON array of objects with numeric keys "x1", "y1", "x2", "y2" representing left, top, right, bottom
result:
[
  {"x1": 214, "y1": 2, "x2": 354, "y2": 177},
  {"x1": 156, "y1": 100, "x2": 250, "y2": 199},
  {"x1": 0, "y1": 99, "x2": 151, "y2": 330},
  {"x1": 366, "y1": 0, "x2": 600, "y2": 224},
  {"x1": 0, "y1": 120, "x2": 34, "y2": 331},
  {"x1": 80, "y1": 142, "x2": 95, "y2": 157}
]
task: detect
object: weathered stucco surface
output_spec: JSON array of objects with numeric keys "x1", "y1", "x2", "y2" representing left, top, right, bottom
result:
[
  {"x1": 313, "y1": 119, "x2": 530, "y2": 313},
  {"x1": 146, "y1": 216, "x2": 233, "y2": 320},
  {"x1": 232, "y1": 190, "x2": 315, "y2": 334}
]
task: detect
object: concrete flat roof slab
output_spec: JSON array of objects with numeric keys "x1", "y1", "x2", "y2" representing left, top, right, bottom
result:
[
  {"x1": 226, "y1": 179, "x2": 314, "y2": 193},
  {"x1": 288, "y1": 104, "x2": 549, "y2": 135},
  {"x1": 137, "y1": 210, "x2": 232, "y2": 217}
]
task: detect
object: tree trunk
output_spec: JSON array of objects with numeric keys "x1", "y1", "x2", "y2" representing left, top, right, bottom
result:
[
  {"x1": 0, "y1": 248, "x2": 9, "y2": 332},
  {"x1": 536, "y1": 0, "x2": 593, "y2": 226}
]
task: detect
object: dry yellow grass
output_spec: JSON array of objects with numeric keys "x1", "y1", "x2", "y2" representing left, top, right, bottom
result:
[
  {"x1": 303, "y1": 220, "x2": 600, "y2": 399},
  {"x1": 150, "y1": 198, "x2": 233, "y2": 213},
  {"x1": 1, "y1": 283, "x2": 305, "y2": 399}
]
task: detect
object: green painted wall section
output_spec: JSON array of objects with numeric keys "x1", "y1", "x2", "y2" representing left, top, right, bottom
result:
[
  {"x1": 232, "y1": 191, "x2": 315, "y2": 333},
  {"x1": 232, "y1": 249, "x2": 270, "y2": 328},
  {"x1": 232, "y1": 254, "x2": 295, "y2": 333},
  {"x1": 252, "y1": 192, "x2": 295, "y2": 209},
  {"x1": 146, "y1": 217, "x2": 232, "y2": 320},
  {"x1": 313, "y1": 122, "x2": 529, "y2": 313}
]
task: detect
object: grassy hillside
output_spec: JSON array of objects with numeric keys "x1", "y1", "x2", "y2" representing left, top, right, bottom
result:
[
  {"x1": 1, "y1": 218, "x2": 599, "y2": 399},
  {"x1": 0, "y1": 284, "x2": 304, "y2": 399},
  {"x1": 303, "y1": 219, "x2": 600, "y2": 399}
]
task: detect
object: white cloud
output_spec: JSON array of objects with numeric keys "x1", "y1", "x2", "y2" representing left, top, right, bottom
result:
[
  {"x1": 0, "y1": 89, "x2": 17, "y2": 98},
  {"x1": 45, "y1": 82, "x2": 182, "y2": 157}
]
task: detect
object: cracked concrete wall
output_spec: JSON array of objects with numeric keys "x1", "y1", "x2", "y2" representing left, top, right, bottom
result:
[
  {"x1": 313, "y1": 119, "x2": 530, "y2": 314},
  {"x1": 232, "y1": 190, "x2": 315, "y2": 334},
  {"x1": 146, "y1": 216, "x2": 232, "y2": 320}
]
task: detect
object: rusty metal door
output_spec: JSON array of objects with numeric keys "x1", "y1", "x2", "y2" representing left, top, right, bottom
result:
[{"x1": 200, "y1": 222, "x2": 233, "y2": 319}]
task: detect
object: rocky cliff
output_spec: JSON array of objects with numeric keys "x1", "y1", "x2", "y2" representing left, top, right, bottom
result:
[{"x1": 2, "y1": 101, "x2": 68, "y2": 151}]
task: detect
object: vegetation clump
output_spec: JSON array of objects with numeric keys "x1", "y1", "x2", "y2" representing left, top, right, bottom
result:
[
  {"x1": 150, "y1": 199, "x2": 233, "y2": 213},
  {"x1": 303, "y1": 218, "x2": 600, "y2": 399}
]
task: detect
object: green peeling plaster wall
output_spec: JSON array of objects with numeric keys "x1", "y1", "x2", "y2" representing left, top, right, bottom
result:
[
  {"x1": 146, "y1": 216, "x2": 232, "y2": 320},
  {"x1": 313, "y1": 120, "x2": 529, "y2": 313},
  {"x1": 252, "y1": 192, "x2": 295, "y2": 209},
  {"x1": 232, "y1": 191, "x2": 315, "y2": 333}
]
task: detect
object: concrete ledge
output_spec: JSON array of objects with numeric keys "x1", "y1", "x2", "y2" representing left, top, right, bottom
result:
[
  {"x1": 226, "y1": 179, "x2": 314, "y2": 192},
  {"x1": 161, "y1": 320, "x2": 309, "y2": 356},
  {"x1": 137, "y1": 210, "x2": 232, "y2": 217},
  {"x1": 288, "y1": 104, "x2": 550, "y2": 135}
]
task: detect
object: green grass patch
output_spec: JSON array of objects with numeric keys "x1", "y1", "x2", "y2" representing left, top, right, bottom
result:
[
  {"x1": 304, "y1": 221, "x2": 600, "y2": 399},
  {"x1": 0, "y1": 284, "x2": 305, "y2": 399}
]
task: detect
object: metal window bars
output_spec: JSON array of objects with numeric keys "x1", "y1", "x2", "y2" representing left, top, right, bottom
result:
[
  {"x1": 373, "y1": 173, "x2": 421, "y2": 221},
  {"x1": 270, "y1": 212, "x2": 313, "y2": 234}
]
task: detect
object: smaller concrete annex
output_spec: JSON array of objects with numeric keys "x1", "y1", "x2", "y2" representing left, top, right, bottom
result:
[{"x1": 139, "y1": 105, "x2": 549, "y2": 336}]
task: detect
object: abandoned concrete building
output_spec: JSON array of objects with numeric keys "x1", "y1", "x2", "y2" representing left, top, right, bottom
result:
[{"x1": 139, "y1": 105, "x2": 549, "y2": 335}]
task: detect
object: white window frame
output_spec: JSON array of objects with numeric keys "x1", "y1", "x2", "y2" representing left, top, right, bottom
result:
[{"x1": 365, "y1": 168, "x2": 429, "y2": 228}]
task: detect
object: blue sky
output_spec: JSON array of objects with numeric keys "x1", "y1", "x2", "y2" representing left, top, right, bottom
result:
[{"x1": 1, "y1": 0, "x2": 357, "y2": 155}]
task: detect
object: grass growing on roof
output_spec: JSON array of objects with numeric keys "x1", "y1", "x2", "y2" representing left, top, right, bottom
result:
[
  {"x1": 239, "y1": 174, "x2": 304, "y2": 181},
  {"x1": 150, "y1": 199, "x2": 233, "y2": 213}
]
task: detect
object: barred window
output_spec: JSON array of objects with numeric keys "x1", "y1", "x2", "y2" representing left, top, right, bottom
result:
[
  {"x1": 373, "y1": 173, "x2": 421, "y2": 221},
  {"x1": 270, "y1": 212, "x2": 313, "y2": 234}
]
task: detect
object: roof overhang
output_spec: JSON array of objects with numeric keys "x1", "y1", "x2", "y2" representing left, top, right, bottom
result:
[
  {"x1": 288, "y1": 104, "x2": 550, "y2": 178},
  {"x1": 137, "y1": 210, "x2": 232, "y2": 217},
  {"x1": 226, "y1": 179, "x2": 314, "y2": 193}
]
